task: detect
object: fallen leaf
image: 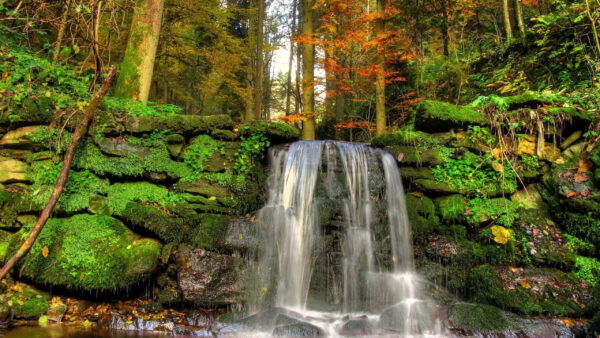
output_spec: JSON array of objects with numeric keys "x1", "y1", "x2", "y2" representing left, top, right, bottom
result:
[
  {"x1": 42, "y1": 246, "x2": 49, "y2": 258},
  {"x1": 518, "y1": 280, "x2": 531, "y2": 289},
  {"x1": 250, "y1": 215, "x2": 256, "y2": 222},
  {"x1": 578, "y1": 159, "x2": 593, "y2": 173},
  {"x1": 574, "y1": 173, "x2": 589, "y2": 183},
  {"x1": 508, "y1": 266, "x2": 521, "y2": 273},
  {"x1": 566, "y1": 192, "x2": 577, "y2": 198},
  {"x1": 79, "y1": 273, "x2": 84, "y2": 281},
  {"x1": 492, "y1": 226, "x2": 510, "y2": 245}
]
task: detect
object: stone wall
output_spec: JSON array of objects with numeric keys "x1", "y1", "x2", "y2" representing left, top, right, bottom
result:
[
  {"x1": 372, "y1": 95, "x2": 600, "y2": 320},
  {"x1": 0, "y1": 108, "x2": 300, "y2": 308}
]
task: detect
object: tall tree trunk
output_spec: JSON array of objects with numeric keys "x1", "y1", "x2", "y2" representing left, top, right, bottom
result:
[
  {"x1": 324, "y1": 49, "x2": 334, "y2": 118},
  {"x1": 295, "y1": 24, "x2": 302, "y2": 115},
  {"x1": 301, "y1": 0, "x2": 315, "y2": 140},
  {"x1": 503, "y1": 0, "x2": 513, "y2": 40},
  {"x1": 440, "y1": 0, "x2": 449, "y2": 56},
  {"x1": 253, "y1": 0, "x2": 265, "y2": 120},
  {"x1": 53, "y1": 0, "x2": 72, "y2": 63},
  {"x1": 374, "y1": 0, "x2": 386, "y2": 136},
  {"x1": 585, "y1": 0, "x2": 600, "y2": 57},
  {"x1": 0, "y1": 67, "x2": 118, "y2": 282},
  {"x1": 114, "y1": 0, "x2": 165, "y2": 101},
  {"x1": 285, "y1": 0, "x2": 297, "y2": 116},
  {"x1": 515, "y1": 0, "x2": 525, "y2": 37}
]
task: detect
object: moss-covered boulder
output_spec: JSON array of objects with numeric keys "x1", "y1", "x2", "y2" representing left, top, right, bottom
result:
[
  {"x1": 3, "y1": 286, "x2": 50, "y2": 319},
  {"x1": 0, "y1": 157, "x2": 29, "y2": 184},
  {"x1": 6, "y1": 214, "x2": 161, "y2": 292},
  {"x1": 405, "y1": 194, "x2": 439, "y2": 244},
  {"x1": 447, "y1": 303, "x2": 526, "y2": 333},
  {"x1": 0, "y1": 126, "x2": 46, "y2": 148},
  {"x1": 414, "y1": 179, "x2": 464, "y2": 195},
  {"x1": 468, "y1": 265, "x2": 594, "y2": 316},
  {"x1": 0, "y1": 230, "x2": 12, "y2": 262},
  {"x1": 238, "y1": 120, "x2": 300, "y2": 143},
  {"x1": 0, "y1": 98, "x2": 54, "y2": 126},
  {"x1": 182, "y1": 135, "x2": 237, "y2": 173},
  {"x1": 191, "y1": 213, "x2": 230, "y2": 249},
  {"x1": 414, "y1": 100, "x2": 487, "y2": 133},
  {"x1": 398, "y1": 167, "x2": 434, "y2": 180},
  {"x1": 435, "y1": 195, "x2": 466, "y2": 223},
  {"x1": 385, "y1": 146, "x2": 449, "y2": 166},
  {"x1": 123, "y1": 114, "x2": 234, "y2": 135},
  {"x1": 119, "y1": 202, "x2": 187, "y2": 243}
]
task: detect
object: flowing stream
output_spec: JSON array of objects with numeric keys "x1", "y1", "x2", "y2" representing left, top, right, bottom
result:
[{"x1": 244, "y1": 141, "x2": 443, "y2": 337}]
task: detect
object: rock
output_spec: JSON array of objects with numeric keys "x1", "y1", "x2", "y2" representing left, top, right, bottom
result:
[
  {"x1": 511, "y1": 184, "x2": 544, "y2": 210},
  {"x1": 542, "y1": 143, "x2": 561, "y2": 162},
  {"x1": 561, "y1": 131, "x2": 582, "y2": 149},
  {"x1": 447, "y1": 303, "x2": 526, "y2": 333},
  {"x1": 7, "y1": 214, "x2": 161, "y2": 292},
  {"x1": 117, "y1": 202, "x2": 187, "y2": 243},
  {"x1": 561, "y1": 142, "x2": 585, "y2": 159},
  {"x1": 385, "y1": 146, "x2": 448, "y2": 165},
  {"x1": 16, "y1": 215, "x2": 37, "y2": 228},
  {"x1": 272, "y1": 322, "x2": 324, "y2": 336},
  {"x1": 468, "y1": 265, "x2": 593, "y2": 316},
  {"x1": 124, "y1": 114, "x2": 234, "y2": 135},
  {"x1": 517, "y1": 134, "x2": 536, "y2": 155},
  {"x1": 192, "y1": 213, "x2": 231, "y2": 249},
  {"x1": 425, "y1": 234, "x2": 461, "y2": 262},
  {"x1": 0, "y1": 303, "x2": 12, "y2": 328},
  {"x1": 1, "y1": 98, "x2": 54, "y2": 125},
  {"x1": 166, "y1": 134, "x2": 185, "y2": 157},
  {"x1": 502, "y1": 92, "x2": 552, "y2": 110},
  {"x1": 211, "y1": 129, "x2": 238, "y2": 141},
  {"x1": 435, "y1": 195, "x2": 466, "y2": 223},
  {"x1": 0, "y1": 157, "x2": 29, "y2": 184},
  {"x1": 46, "y1": 301, "x2": 67, "y2": 322},
  {"x1": 176, "y1": 246, "x2": 243, "y2": 306},
  {"x1": 183, "y1": 136, "x2": 237, "y2": 172},
  {"x1": 398, "y1": 167, "x2": 434, "y2": 180},
  {"x1": 7, "y1": 286, "x2": 50, "y2": 319},
  {"x1": 414, "y1": 179, "x2": 464, "y2": 194},
  {"x1": 93, "y1": 136, "x2": 151, "y2": 157},
  {"x1": 177, "y1": 177, "x2": 231, "y2": 198},
  {"x1": 414, "y1": 100, "x2": 487, "y2": 133},
  {"x1": 88, "y1": 195, "x2": 113, "y2": 215},
  {"x1": 378, "y1": 301, "x2": 439, "y2": 334},
  {"x1": 340, "y1": 317, "x2": 375, "y2": 336},
  {"x1": 238, "y1": 120, "x2": 300, "y2": 143},
  {"x1": 223, "y1": 217, "x2": 258, "y2": 251},
  {"x1": 0, "y1": 126, "x2": 45, "y2": 148}
]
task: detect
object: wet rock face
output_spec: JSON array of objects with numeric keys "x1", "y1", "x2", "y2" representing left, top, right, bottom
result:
[{"x1": 176, "y1": 246, "x2": 243, "y2": 306}]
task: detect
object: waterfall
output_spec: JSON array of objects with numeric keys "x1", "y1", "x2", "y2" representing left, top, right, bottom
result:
[{"x1": 247, "y1": 141, "x2": 442, "y2": 336}]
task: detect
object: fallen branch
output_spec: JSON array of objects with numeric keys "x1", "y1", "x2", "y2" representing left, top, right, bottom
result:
[{"x1": 0, "y1": 65, "x2": 118, "y2": 282}]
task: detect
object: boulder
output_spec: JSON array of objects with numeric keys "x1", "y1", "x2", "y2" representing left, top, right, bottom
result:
[
  {"x1": 124, "y1": 114, "x2": 234, "y2": 135},
  {"x1": 385, "y1": 146, "x2": 448, "y2": 166},
  {"x1": 414, "y1": 179, "x2": 464, "y2": 195},
  {"x1": 0, "y1": 126, "x2": 45, "y2": 148},
  {"x1": 0, "y1": 157, "x2": 29, "y2": 184},
  {"x1": 93, "y1": 136, "x2": 151, "y2": 157},
  {"x1": 511, "y1": 184, "x2": 544, "y2": 210},
  {"x1": 237, "y1": 120, "x2": 300, "y2": 143},
  {"x1": 6, "y1": 214, "x2": 161, "y2": 291},
  {"x1": 414, "y1": 100, "x2": 487, "y2": 133},
  {"x1": 398, "y1": 167, "x2": 434, "y2": 180},
  {"x1": 4, "y1": 285, "x2": 50, "y2": 320},
  {"x1": 435, "y1": 195, "x2": 466, "y2": 223},
  {"x1": 176, "y1": 246, "x2": 243, "y2": 306}
]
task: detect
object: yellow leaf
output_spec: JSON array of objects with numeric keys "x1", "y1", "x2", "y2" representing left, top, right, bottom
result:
[
  {"x1": 238, "y1": 234, "x2": 243, "y2": 240},
  {"x1": 261, "y1": 287, "x2": 268, "y2": 295},
  {"x1": 7, "y1": 299, "x2": 13, "y2": 307},
  {"x1": 41, "y1": 246, "x2": 49, "y2": 258},
  {"x1": 518, "y1": 280, "x2": 531, "y2": 289},
  {"x1": 79, "y1": 273, "x2": 85, "y2": 281},
  {"x1": 250, "y1": 215, "x2": 256, "y2": 222},
  {"x1": 491, "y1": 225, "x2": 510, "y2": 245},
  {"x1": 16, "y1": 300, "x2": 24, "y2": 305},
  {"x1": 209, "y1": 196, "x2": 217, "y2": 201}
]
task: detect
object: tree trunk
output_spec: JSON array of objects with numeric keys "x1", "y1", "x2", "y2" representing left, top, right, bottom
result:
[
  {"x1": 253, "y1": 0, "x2": 265, "y2": 120},
  {"x1": 301, "y1": 0, "x2": 315, "y2": 140},
  {"x1": 53, "y1": 0, "x2": 72, "y2": 63},
  {"x1": 114, "y1": 0, "x2": 165, "y2": 101},
  {"x1": 515, "y1": 0, "x2": 525, "y2": 37},
  {"x1": 285, "y1": 0, "x2": 297, "y2": 116},
  {"x1": 440, "y1": 0, "x2": 449, "y2": 56},
  {"x1": 585, "y1": 0, "x2": 600, "y2": 57},
  {"x1": 374, "y1": 0, "x2": 386, "y2": 136},
  {"x1": 503, "y1": 0, "x2": 513, "y2": 40},
  {"x1": 0, "y1": 66, "x2": 118, "y2": 282}
]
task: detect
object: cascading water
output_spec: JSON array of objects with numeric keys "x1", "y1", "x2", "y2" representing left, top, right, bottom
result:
[{"x1": 245, "y1": 141, "x2": 443, "y2": 336}]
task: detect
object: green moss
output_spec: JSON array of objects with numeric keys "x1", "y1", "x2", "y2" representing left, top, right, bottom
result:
[
  {"x1": 565, "y1": 234, "x2": 596, "y2": 256},
  {"x1": 106, "y1": 182, "x2": 169, "y2": 214},
  {"x1": 8, "y1": 214, "x2": 161, "y2": 291},
  {"x1": 182, "y1": 135, "x2": 225, "y2": 176},
  {"x1": 120, "y1": 202, "x2": 187, "y2": 243},
  {"x1": 124, "y1": 114, "x2": 234, "y2": 134},
  {"x1": 370, "y1": 127, "x2": 442, "y2": 148},
  {"x1": 10, "y1": 288, "x2": 49, "y2": 319},
  {"x1": 575, "y1": 256, "x2": 600, "y2": 287},
  {"x1": 385, "y1": 145, "x2": 452, "y2": 166},
  {"x1": 435, "y1": 195, "x2": 466, "y2": 223},
  {"x1": 192, "y1": 214, "x2": 230, "y2": 249},
  {"x1": 405, "y1": 194, "x2": 439, "y2": 245},
  {"x1": 447, "y1": 304, "x2": 523, "y2": 332},
  {"x1": 414, "y1": 100, "x2": 487, "y2": 132},
  {"x1": 0, "y1": 230, "x2": 11, "y2": 262},
  {"x1": 466, "y1": 198, "x2": 518, "y2": 227}
]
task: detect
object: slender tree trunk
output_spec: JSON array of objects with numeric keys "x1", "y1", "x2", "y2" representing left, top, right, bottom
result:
[
  {"x1": 440, "y1": 0, "x2": 449, "y2": 56},
  {"x1": 301, "y1": 0, "x2": 315, "y2": 140},
  {"x1": 585, "y1": 0, "x2": 600, "y2": 57},
  {"x1": 53, "y1": 0, "x2": 72, "y2": 63},
  {"x1": 253, "y1": 0, "x2": 265, "y2": 120},
  {"x1": 295, "y1": 26, "x2": 302, "y2": 115},
  {"x1": 324, "y1": 49, "x2": 334, "y2": 118},
  {"x1": 285, "y1": 0, "x2": 297, "y2": 116},
  {"x1": 374, "y1": 0, "x2": 386, "y2": 136},
  {"x1": 0, "y1": 67, "x2": 118, "y2": 282},
  {"x1": 114, "y1": 0, "x2": 165, "y2": 101},
  {"x1": 515, "y1": 0, "x2": 525, "y2": 37},
  {"x1": 503, "y1": 0, "x2": 513, "y2": 40}
]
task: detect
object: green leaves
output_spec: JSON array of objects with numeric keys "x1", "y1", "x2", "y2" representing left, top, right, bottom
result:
[{"x1": 234, "y1": 132, "x2": 270, "y2": 175}]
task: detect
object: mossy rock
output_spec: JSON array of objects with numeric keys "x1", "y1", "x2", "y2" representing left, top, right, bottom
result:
[
  {"x1": 191, "y1": 214, "x2": 230, "y2": 249},
  {"x1": 502, "y1": 92, "x2": 553, "y2": 110},
  {"x1": 118, "y1": 202, "x2": 187, "y2": 243},
  {"x1": 0, "y1": 126, "x2": 48, "y2": 149},
  {"x1": 466, "y1": 198, "x2": 517, "y2": 226},
  {"x1": 124, "y1": 114, "x2": 234, "y2": 135},
  {"x1": 7, "y1": 214, "x2": 161, "y2": 292},
  {"x1": 468, "y1": 265, "x2": 594, "y2": 316},
  {"x1": 435, "y1": 195, "x2": 466, "y2": 223},
  {"x1": 0, "y1": 157, "x2": 30, "y2": 184},
  {"x1": 238, "y1": 120, "x2": 300, "y2": 143},
  {"x1": 93, "y1": 135, "x2": 152, "y2": 157},
  {"x1": 0, "y1": 229, "x2": 12, "y2": 262},
  {"x1": 0, "y1": 97, "x2": 54, "y2": 126},
  {"x1": 414, "y1": 100, "x2": 487, "y2": 133},
  {"x1": 405, "y1": 194, "x2": 439, "y2": 245},
  {"x1": 211, "y1": 129, "x2": 238, "y2": 141},
  {"x1": 6, "y1": 286, "x2": 50, "y2": 319},
  {"x1": 398, "y1": 167, "x2": 434, "y2": 180},
  {"x1": 385, "y1": 146, "x2": 449, "y2": 166},
  {"x1": 183, "y1": 135, "x2": 237, "y2": 173},
  {"x1": 370, "y1": 129, "x2": 448, "y2": 148},
  {"x1": 447, "y1": 303, "x2": 525, "y2": 333},
  {"x1": 414, "y1": 179, "x2": 464, "y2": 195}
]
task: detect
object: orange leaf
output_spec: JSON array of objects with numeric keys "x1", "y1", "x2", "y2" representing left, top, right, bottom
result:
[
  {"x1": 42, "y1": 246, "x2": 49, "y2": 258},
  {"x1": 518, "y1": 280, "x2": 531, "y2": 289},
  {"x1": 574, "y1": 173, "x2": 589, "y2": 183},
  {"x1": 578, "y1": 159, "x2": 593, "y2": 173},
  {"x1": 79, "y1": 273, "x2": 84, "y2": 281},
  {"x1": 566, "y1": 192, "x2": 577, "y2": 198}
]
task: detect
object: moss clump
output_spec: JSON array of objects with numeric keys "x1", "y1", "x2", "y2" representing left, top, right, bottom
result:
[
  {"x1": 7, "y1": 214, "x2": 161, "y2": 291},
  {"x1": 435, "y1": 195, "x2": 466, "y2": 223},
  {"x1": 575, "y1": 256, "x2": 600, "y2": 287},
  {"x1": 106, "y1": 182, "x2": 170, "y2": 215},
  {"x1": 9, "y1": 287, "x2": 50, "y2": 319},
  {"x1": 405, "y1": 194, "x2": 439, "y2": 245},
  {"x1": 414, "y1": 100, "x2": 487, "y2": 132},
  {"x1": 385, "y1": 145, "x2": 452, "y2": 166},
  {"x1": 466, "y1": 198, "x2": 517, "y2": 227},
  {"x1": 192, "y1": 213, "x2": 230, "y2": 249},
  {"x1": 448, "y1": 303, "x2": 524, "y2": 332},
  {"x1": 73, "y1": 138, "x2": 192, "y2": 179},
  {"x1": 238, "y1": 120, "x2": 300, "y2": 142},
  {"x1": 124, "y1": 114, "x2": 234, "y2": 134},
  {"x1": 0, "y1": 230, "x2": 12, "y2": 262},
  {"x1": 120, "y1": 202, "x2": 187, "y2": 243},
  {"x1": 370, "y1": 127, "x2": 444, "y2": 148},
  {"x1": 182, "y1": 135, "x2": 227, "y2": 175}
]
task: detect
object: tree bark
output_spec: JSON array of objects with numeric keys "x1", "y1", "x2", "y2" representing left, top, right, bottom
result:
[
  {"x1": 53, "y1": 0, "x2": 72, "y2": 63},
  {"x1": 253, "y1": 0, "x2": 265, "y2": 120},
  {"x1": 114, "y1": 0, "x2": 165, "y2": 101},
  {"x1": 0, "y1": 66, "x2": 118, "y2": 282},
  {"x1": 440, "y1": 0, "x2": 449, "y2": 56},
  {"x1": 503, "y1": 0, "x2": 513, "y2": 40},
  {"x1": 285, "y1": 0, "x2": 297, "y2": 116},
  {"x1": 374, "y1": 0, "x2": 386, "y2": 136},
  {"x1": 301, "y1": 0, "x2": 315, "y2": 140},
  {"x1": 515, "y1": 0, "x2": 525, "y2": 37},
  {"x1": 585, "y1": 0, "x2": 600, "y2": 57}
]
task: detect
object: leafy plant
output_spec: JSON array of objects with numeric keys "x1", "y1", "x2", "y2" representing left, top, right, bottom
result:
[{"x1": 234, "y1": 133, "x2": 270, "y2": 175}]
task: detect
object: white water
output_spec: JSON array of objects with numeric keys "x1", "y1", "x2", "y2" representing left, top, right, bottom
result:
[{"x1": 248, "y1": 141, "x2": 444, "y2": 336}]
